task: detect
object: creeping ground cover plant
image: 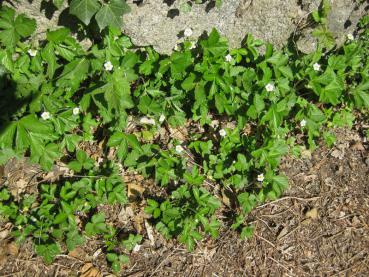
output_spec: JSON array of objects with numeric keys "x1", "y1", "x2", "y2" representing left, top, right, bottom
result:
[{"x1": 0, "y1": 3, "x2": 369, "y2": 273}]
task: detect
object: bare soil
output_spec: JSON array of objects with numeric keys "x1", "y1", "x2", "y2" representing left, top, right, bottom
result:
[{"x1": 0, "y1": 127, "x2": 368, "y2": 277}]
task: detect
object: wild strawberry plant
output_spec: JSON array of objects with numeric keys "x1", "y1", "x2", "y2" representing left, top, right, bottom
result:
[{"x1": 0, "y1": 3, "x2": 368, "y2": 273}]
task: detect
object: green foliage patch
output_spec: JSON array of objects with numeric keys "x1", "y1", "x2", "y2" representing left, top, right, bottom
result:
[{"x1": 0, "y1": 3, "x2": 369, "y2": 273}]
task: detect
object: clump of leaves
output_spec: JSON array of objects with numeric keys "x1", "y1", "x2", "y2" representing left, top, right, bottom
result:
[{"x1": 0, "y1": 2, "x2": 368, "y2": 273}]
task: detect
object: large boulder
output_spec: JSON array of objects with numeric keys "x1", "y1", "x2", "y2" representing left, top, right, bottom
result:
[{"x1": 6, "y1": 0, "x2": 368, "y2": 54}]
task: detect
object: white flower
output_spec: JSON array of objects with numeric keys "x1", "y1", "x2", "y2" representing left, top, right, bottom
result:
[
  {"x1": 140, "y1": 117, "x2": 156, "y2": 125},
  {"x1": 257, "y1": 173, "x2": 264, "y2": 182},
  {"x1": 175, "y1": 145, "x2": 184, "y2": 154},
  {"x1": 114, "y1": 36, "x2": 119, "y2": 41},
  {"x1": 219, "y1": 129, "x2": 227, "y2": 137},
  {"x1": 210, "y1": 120, "x2": 219, "y2": 128},
  {"x1": 104, "y1": 61, "x2": 113, "y2": 71},
  {"x1": 265, "y1": 83, "x2": 275, "y2": 92},
  {"x1": 73, "y1": 107, "x2": 80, "y2": 115},
  {"x1": 313, "y1": 63, "x2": 321, "y2": 71},
  {"x1": 347, "y1": 33, "x2": 354, "y2": 41},
  {"x1": 225, "y1": 54, "x2": 233, "y2": 62},
  {"x1": 41, "y1": 111, "x2": 51, "y2": 120},
  {"x1": 28, "y1": 49, "x2": 38, "y2": 57},
  {"x1": 300, "y1": 119, "x2": 307, "y2": 127},
  {"x1": 189, "y1": 41, "x2": 196, "y2": 49},
  {"x1": 184, "y1": 28, "x2": 193, "y2": 37},
  {"x1": 174, "y1": 44, "x2": 180, "y2": 51},
  {"x1": 159, "y1": 114, "x2": 166, "y2": 123}
]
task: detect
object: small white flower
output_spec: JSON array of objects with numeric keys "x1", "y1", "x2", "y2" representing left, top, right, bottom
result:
[
  {"x1": 28, "y1": 49, "x2": 38, "y2": 57},
  {"x1": 347, "y1": 33, "x2": 354, "y2": 41},
  {"x1": 41, "y1": 111, "x2": 51, "y2": 120},
  {"x1": 175, "y1": 145, "x2": 184, "y2": 154},
  {"x1": 104, "y1": 61, "x2": 113, "y2": 71},
  {"x1": 189, "y1": 41, "x2": 196, "y2": 49},
  {"x1": 265, "y1": 83, "x2": 275, "y2": 92},
  {"x1": 225, "y1": 54, "x2": 233, "y2": 62},
  {"x1": 159, "y1": 114, "x2": 166, "y2": 123},
  {"x1": 73, "y1": 107, "x2": 80, "y2": 115},
  {"x1": 174, "y1": 44, "x2": 180, "y2": 51},
  {"x1": 184, "y1": 28, "x2": 193, "y2": 37},
  {"x1": 219, "y1": 129, "x2": 227, "y2": 137},
  {"x1": 300, "y1": 119, "x2": 307, "y2": 127},
  {"x1": 140, "y1": 117, "x2": 156, "y2": 125},
  {"x1": 210, "y1": 120, "x2": 219, "y2": 128},
  {"x1": 114, "y1": 36, "x2": 119, "y2": 41},
  {"x1": 313, "y1": 63, "x2": 321, "y2": 71},
  {"x1": 257, "y1": 173, "x2": 264, "y2": 182}
]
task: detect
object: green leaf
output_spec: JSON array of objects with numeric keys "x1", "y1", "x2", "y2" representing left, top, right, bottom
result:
[
  {"x1": 240, "y1": 225, "x2": 254, "y2": 240},
  {"x1": 254, "y1": 94, "x2": 265, "y2": 114},
  {"x1": 42, "y1": 43, "x2": 57, "y2": 79},
  {"x1": 319, "y1": 79, "x2": 344, "y2": 105},
  {"x1": 34, "y1": 243, "x2": 60, "y2": 264},
  {"x1": 352, "y1": 81, "x2": 369, "y2": 108},
  {"x1": 15, "y1": 14, "x2": 36, "y2": 37},
  {"x1": 52, "y1": 0, "x2": 65, "y2": 9},
  {"x1": 66, "y1": 231, "x2": 85, "y2": 251},
  {"x1": 95, "y1": 0, "x2": 131, "y2": 30},
  {"x1": 0, "y1": 7, "x2": 36, "y2": 48},
  {"x1": 69, "y1": 0, "x2": 100, "y2": 25},
  {"x1": 201, "y1": 28, "x2": 228, "y2": 57},
  {"x1": 47, "y1": 28, "x2": 70, "y2": 43},
  {"x1": 39, "y1": 143, "x2": 62, "y2": 171},
  {"x1": 111, "y1": 261, "x2": 121, "y2": 273},
  {"x1": 122, "y1": 234, "x2": 142, "y2": 251},
  {"x1": 272, "y1": 175, "x2": 289, "y2": 192}
]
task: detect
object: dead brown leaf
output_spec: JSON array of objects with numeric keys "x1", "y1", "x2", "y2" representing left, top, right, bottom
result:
[
  {"x1": 305, "y1": 208, "x2": 319, "y2": 219},
  {"x1": 127, "y1": 183, "x2": 145, "y2": 199},
  {"x1": 7, "y1": 242, "x2": 18, "y2": 256},
  {"x1": 351, "y1": 141, "x2": 365, "y2": 151},
  {"x1": 80, "y1": 263, "x2": 102, "y2": 277},
  {"x1": 69, "y1": 247, "x2": 87, "y2": 260}
]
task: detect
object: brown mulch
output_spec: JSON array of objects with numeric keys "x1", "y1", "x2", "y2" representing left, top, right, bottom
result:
[{"x1": 0, "y1": 128, "x2": 368, "y2": 276}]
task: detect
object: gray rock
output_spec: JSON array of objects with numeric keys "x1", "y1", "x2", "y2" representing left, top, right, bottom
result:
[
  {"x1": 123, "y1": 0, "x2": 300, "y2": 54},
  {"x1": 7, "y1": 0, "x2": 368, "y2": 54}
]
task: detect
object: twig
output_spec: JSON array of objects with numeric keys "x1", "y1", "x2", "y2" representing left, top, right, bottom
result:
[
  {"x1": 254, "y1": 234, "x2": 276, "y2": 249},
  {"x1": 268, "y1": 257, "x2": 294, "y2": 277}
]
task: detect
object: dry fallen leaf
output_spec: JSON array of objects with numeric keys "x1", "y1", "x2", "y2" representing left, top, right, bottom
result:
[
  {"x1": 145, "y1": 220, "x2": 155, "y2": 246},
  {"x1": 305, "y1": 208, "x2": 319, "y2": 219},
  {"x1": 331, "y1": 149, "x2": 344, "y2": 160},
  {"x1": 0, "y1": 228, "x2": 10, "y2": 240},
  {"x1": 127, "y1": 183, "x2": 145, "y2": 199},
  {"x1": 10, "y1": 179, "x2": 28, "y2": 197},
  {"x1": 80, "y1": 263, "x2": 102, "y2": 277},
  {"x1": 351, "y1": 141, "x2": 365, "y2": 151},
  {"x1": 7, "y1": 242, "x2": 18, "y2": 256},
  {"x1": 68, "y1": 247, "x2": 87, "y2": 260}
]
